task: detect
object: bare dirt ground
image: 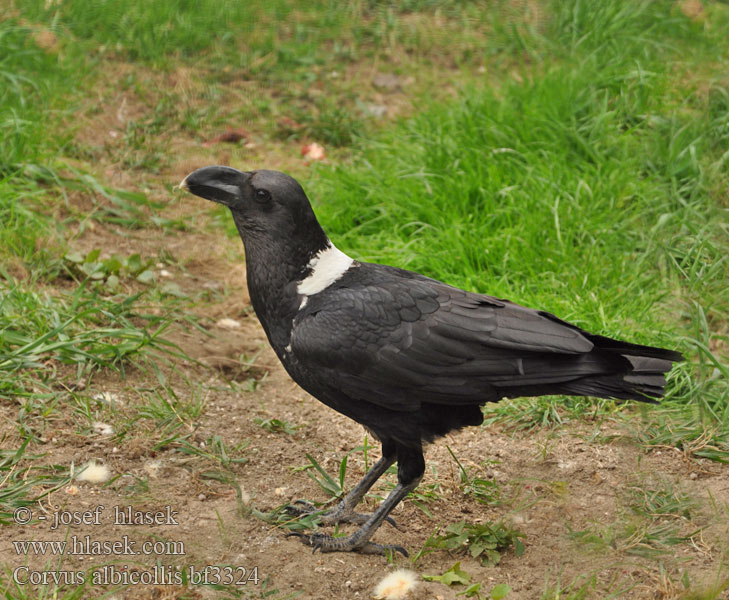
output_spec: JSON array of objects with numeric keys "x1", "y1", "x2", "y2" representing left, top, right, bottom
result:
[{"x1": 3, "y1": 59, "x2": 729, "y2": 600}]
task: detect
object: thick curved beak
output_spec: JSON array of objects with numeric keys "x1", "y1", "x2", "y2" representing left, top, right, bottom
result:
[{"x1": 179, "y1": 166, "x2": 250, "y2": 206}]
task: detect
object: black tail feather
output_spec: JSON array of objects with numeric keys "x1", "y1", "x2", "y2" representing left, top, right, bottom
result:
[
  {"x1": 497, "y1": 336, "x2": 683, "y2": 403},
  {"x1": 562, "y1": 373, "x2": 662, "y2": 403},
  {"x1": 586, "y1": 333, "x2": 685, "y2": 362},
  {"x1": 559, "y1": 338, "x2": 682, "y2": 402}
]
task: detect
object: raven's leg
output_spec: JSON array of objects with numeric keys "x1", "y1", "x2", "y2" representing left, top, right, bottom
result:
[
  {"x1": 287, "y1": 441, "x2": 397, "y2": 526},
  {"x1": 288, "y1": 443, "x2": 425, "y2": 556}
]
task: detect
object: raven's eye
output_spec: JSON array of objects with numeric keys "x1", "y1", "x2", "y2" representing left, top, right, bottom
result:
[{"x1": 254, "y1": 188, "x2": 271, "y2": 203}]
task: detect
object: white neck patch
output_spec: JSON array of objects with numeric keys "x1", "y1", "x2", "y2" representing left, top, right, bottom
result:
[{"x1": 297, "y1": 242, "x2": 354, "y2": 297}]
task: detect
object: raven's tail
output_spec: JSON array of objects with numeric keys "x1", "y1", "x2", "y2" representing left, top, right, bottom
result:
[{"x1": 562, "y1": 336, "x2": 683, "y2": 402}]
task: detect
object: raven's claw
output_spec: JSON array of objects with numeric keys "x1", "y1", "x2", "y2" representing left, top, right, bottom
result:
[
  {"x1": 286, "y1": 531, "x2": 408, "y2": 557},
  {"x1": 285, "y1": 499, "x2": 397, "y2": 528}
]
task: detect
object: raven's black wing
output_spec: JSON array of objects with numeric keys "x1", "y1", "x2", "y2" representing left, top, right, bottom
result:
[{"x1": 289, "y1": 264, "x2": 614, "y2": 411}]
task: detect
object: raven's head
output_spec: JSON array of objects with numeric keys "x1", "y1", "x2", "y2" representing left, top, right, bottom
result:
[{"x1": 180, "y1": 165, "x2": 328, "y2": 252}]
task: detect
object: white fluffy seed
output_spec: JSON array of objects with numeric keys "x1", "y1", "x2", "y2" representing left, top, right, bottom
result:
[
  {"x1": 75, "y1": 460, "x2": 112, "y2": 484},
  {"x1": 92, "y1": 421, "x2": 114, "y2": 435},
  {"x1": 216, "y1": 318, "x2": 242, "y2": 330},
  {"x1": 373, "y1": 569, "x2": 419, "y2": 600}
]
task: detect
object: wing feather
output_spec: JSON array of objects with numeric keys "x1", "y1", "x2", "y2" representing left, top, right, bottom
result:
[{"x1": 289, "y1": 265, "x2": 597, "y2": 411}]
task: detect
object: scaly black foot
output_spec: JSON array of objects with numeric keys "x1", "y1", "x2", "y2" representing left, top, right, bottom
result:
[
  {"x1": 285, "y1": 479, "x2": 420, "y2": 557},
  {"x1": 285, "y1": 499, "x2": 397, "y2": 528},
  {"x1": 286, "y1": 531, "x2": 408, "y2": 557}
]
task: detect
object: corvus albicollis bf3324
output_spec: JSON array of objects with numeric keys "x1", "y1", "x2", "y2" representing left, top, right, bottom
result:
[{"x1": 180, "y1": 166, "x2": 683, "y2": 557}]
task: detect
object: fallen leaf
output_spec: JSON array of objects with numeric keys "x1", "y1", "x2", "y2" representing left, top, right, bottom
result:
[
  {"x1": 373, "y1": 72, "x2": 403, "y2": 91},
  {"x1": 32, "y1": 29, "x2": 58, "y2": 52},
  {"x1": 301, "y1": 142, "x2": 326, "y2": 161},
  {"x1": 202, "y1": 128, "x2": 250, "y2": 147},
  {"x1": 278, "y1": 116, "x2": 304, "y2": 131}
]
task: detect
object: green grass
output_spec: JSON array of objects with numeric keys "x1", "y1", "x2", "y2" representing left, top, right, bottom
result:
[
  {"x1": 0, "y1": 22, "x2": 79, "y2": 169},
  {"x1": 625, "y1": 477, "x2": 696, "y2": 520},
  {"x1": 12, "y1": 0, "x2": 295, "y2": 63},
  {"x1": 0, "y1": 437, "x2": 72, "y2": 524},
  {"x1": 314, "y1": 5, "x2": 727, "y2": 330},
  {"x1": 0, "y1": 177, "x2": 60, "y2": 271},
  {"x1": 0, "y1": 280, "x2": 186, "y2": 400},
  {"x1": 11, "y1": 0, "x2": 527, "y2": 150},
  {"x1": 13, "y1": 0, "x2": 505, "y2": 71},
  {"x1": 447, "y1": 445, "x2": 502, "y2": 505},
  {"x1": 568, "y1": 476, "x2": 703, "y2": 562},
  {"x1": 254, "y1": 417, "x2": 301, "y2": 435},
  {"x1": 0, "y1": 22, "x2": 80, "y2": 269}
]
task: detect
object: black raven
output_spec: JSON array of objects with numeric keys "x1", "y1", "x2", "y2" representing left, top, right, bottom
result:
[{"x1": 180, "y1": 166, "x2": 683, "y2": 556}]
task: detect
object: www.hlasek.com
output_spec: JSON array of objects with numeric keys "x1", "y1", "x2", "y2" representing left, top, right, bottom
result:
[
  {"x1": 12, "y1": 565, "x2": 261, "y2": 587},
  {"x1": 13, "y1": 535, "x2": 184, "y2": 557}
]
